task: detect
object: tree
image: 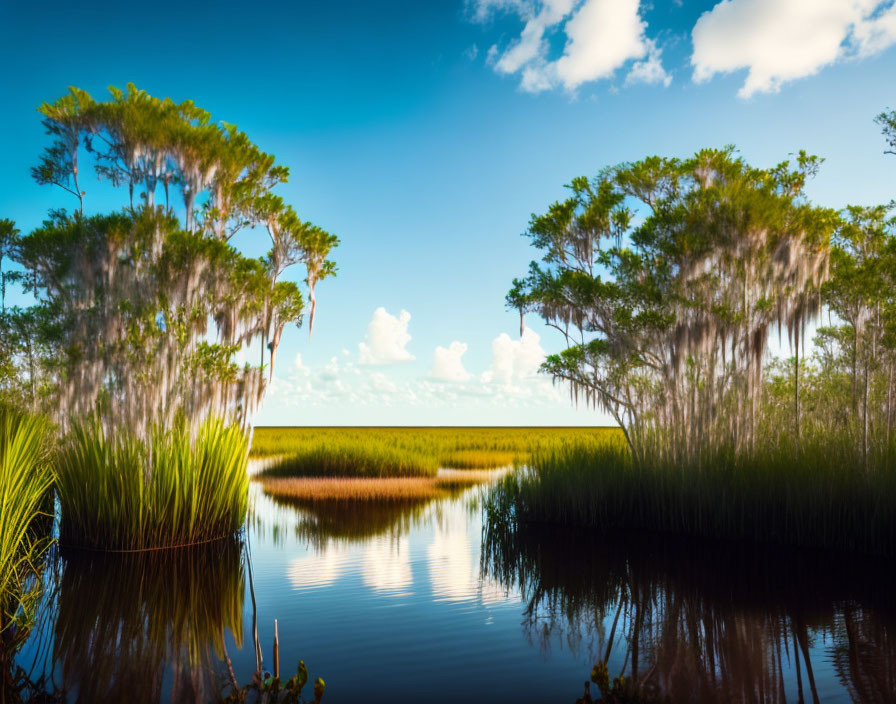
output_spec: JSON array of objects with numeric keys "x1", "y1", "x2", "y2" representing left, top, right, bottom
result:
[
  {"x1": 876, "y1": 108, "x2": 896, "y2": 156},
  {"x1": 15, "y1": 85, "x2": 337, "y2": 433},
  {"x1": 510, "y1": 148, "x2": 837, "y2": 462},
  {"x1": 819, "y1": 205, "x2": 896, "y2": 459}
]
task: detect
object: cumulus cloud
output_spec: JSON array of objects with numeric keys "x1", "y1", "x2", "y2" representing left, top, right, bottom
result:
[
  {"x1": 265, "y1": 322, "x2": 568, "y2": 418},
  {"x1": 472, "y1": 0, "x2": 668, "y2": 93},
  {"x1": 358, "y1": 307, "x2": 415, "y2": 365},
  {"x1": 430, "y1": 341, "x2": 472, "y2": 382},
  {"x1": 626, "y1": 38, "x2": 673, "y2": 87},
  {"x1": 692, "y1": 0, "x2": 896, "y2": 98},
  {"x1": 482, "y1": 328, "x2": 547, "y2": 385}
]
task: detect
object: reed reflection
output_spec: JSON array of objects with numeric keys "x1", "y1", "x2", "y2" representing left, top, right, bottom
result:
[
  {"x1": 483, "y1": 521, "x2": 896, "y2": 703},
  {"x1": 255, "y1": 486, "x2": 467, "y2": 547},
  {"x1": 54, "y1": 539, "x2": 245, "y2": 703}
]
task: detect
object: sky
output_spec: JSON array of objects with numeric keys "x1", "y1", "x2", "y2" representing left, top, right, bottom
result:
[{"x1": 1, "y1": 0, "x2": 895, "y2": 426}]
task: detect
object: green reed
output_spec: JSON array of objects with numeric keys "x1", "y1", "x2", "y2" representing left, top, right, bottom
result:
[
  {"x1": 261, "y1": 442, "x2": 438, "y2": 479},
  {"x1": 489, "y1": 433, "x2": 896, "y2": 556},
  {"x1": 55, "y1": 418, "x2": 249, "y2": 551},
  {"x1": 0, "y1": 410, "x2": 53, "y2": 635}
]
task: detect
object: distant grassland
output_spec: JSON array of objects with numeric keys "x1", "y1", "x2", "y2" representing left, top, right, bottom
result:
[{"x1": 250, "y1": 426, "x2": 619, "y2": 472}]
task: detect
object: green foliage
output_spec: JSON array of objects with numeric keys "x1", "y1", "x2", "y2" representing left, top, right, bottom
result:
[
  {"x1": 221, "y1": 659, "x2": 325, "y2": 703},
  {"x1": 251, "y1": 426, "x2": 615, "y2": 466},
  {"x1": 261, "y1": 442, "x2": 438, "y2": 479},
  {"x1": 876, "y1": 107, "x2": 896, "y2": 156},
  {"x1": 0, "y1": 411, "x2": 53, "y2": 635},
  {"x1": 55, "y1": 418, "x2": 249, "y2": 551},
  {"x1": 510, "y1": 147, "x2": 838, "y2": 462},
  {"x1": 489, "y1": 435, "x2": 896, "y2": 555},
  {"x1": 15, "y1": 84, "x2": 338, "y2": 430}
]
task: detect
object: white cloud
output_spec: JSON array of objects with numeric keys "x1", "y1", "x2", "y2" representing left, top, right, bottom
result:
[
  {"x1": 554, "y1": 0, "x2": 652, "y2": 90},
  {"x1": 482, "y1": 327, "x2": 546, "y2": 385},
  {"x1": 263, "y1": 322, "x2": 575, "y2": 422},
  {"x1": 293, "y1": 353, "x2": 311, "y2": 377},
  {"x1": 472, "y1": 0, "x2": 664, "y2": 93},
  {"x1": 626, "y1": 38, "x2": 672, "y2": 87},
  {"x1": 430, "y1": 341, "x2": 472, "y2": 382},
  {"x1": 692, "y1": 0, "x2": 896, "y2": 98},
  {"x1": 358, "y1": 307, "x2": 415, "y2": 365}
]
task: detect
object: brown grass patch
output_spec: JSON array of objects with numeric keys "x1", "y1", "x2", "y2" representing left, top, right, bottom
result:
[
  {"x1": 258, "y1": 469, "x2": 504, "y2": 503},
  {"x1": 259, "y1": 477, "x2": 444, "y2": 502}
]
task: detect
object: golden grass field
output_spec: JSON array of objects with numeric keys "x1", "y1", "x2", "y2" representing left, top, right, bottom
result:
[{"x1": 251, "y1": 426, "x2": 618, "y2": 502}]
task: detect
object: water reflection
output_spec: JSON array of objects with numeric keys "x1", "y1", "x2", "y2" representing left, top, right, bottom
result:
[
  {"x1": 255, "y1": 486, "x2": 508, "y2": 605},
  {"x1": 483, "y1": 521, "x2": 896, "y2": 703},
  {"x1": 54, "y1": 540, "x2": 244, "y2": 703}
]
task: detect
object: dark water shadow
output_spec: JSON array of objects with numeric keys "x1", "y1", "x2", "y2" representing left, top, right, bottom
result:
[
  {"x1": 52, "y1": 539, "x2": 245, "y2": 703},
  {"x1": 483, "y1": 521, "x2": 896, "y2": 703}
]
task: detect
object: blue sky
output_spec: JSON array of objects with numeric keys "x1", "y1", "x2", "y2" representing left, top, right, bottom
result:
[{"x1": 1, "y1": 0, "x2": 895, "y2": 425}]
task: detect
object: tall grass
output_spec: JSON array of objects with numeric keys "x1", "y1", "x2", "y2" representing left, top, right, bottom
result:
[
  {"x1": 56, "y1": 418, "x2": 249, "y2": 551},
  {"x1": 251, "y1": 426, "x2": 614, "y2": 475},
  {"x1": 260, "y1": 442, "x2": 437, "y2": 479},
  {"x1": 490, "y1": 434, "x2": 896, "y2": 556},
  {"x1": 0, "y1": 411, "x2": 53, "y2": 634}
]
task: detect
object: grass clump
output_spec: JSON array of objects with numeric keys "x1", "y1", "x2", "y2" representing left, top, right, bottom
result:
[
  {"x1": 489, "y1": 436, "x2": 896, "y2": 556},
  {"x1": 56, "y1": 418, "x2": 249, "y2": 551},
  {"x1": 259, "y1": 477, "x2": 445, "y2": 502},
  {"x1": 258, "y1": 470, "x2": 501, "y2": 504},
  {"x1": 0, "y1": 411, "x2": 53, "y2": 634},
  {"x1": 260, "y1": 442, "x2": 437, "y2": 479}
]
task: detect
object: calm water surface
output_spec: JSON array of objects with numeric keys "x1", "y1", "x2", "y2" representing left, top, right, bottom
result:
[{"x1": 9, "y1": 471, "x2": 896, "y2": 702}]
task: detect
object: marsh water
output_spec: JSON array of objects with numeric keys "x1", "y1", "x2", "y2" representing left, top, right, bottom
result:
[{"x1": 8, "y1": 471, "x2": 896, "y2": 703}]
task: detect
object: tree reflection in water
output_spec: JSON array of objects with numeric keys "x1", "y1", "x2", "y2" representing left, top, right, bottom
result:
[
  {"x1": 53, "y1": 539, "x2": 245, "y2": 703},
  {"x1": 482, "y1": 520, "x2": 896, "y2": 703}
]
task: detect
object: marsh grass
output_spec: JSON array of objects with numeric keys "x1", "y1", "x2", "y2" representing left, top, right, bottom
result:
[
  {"x1": 440, "y1": 450, "x2": 518, "y2": 469},
  {"x1": 56, "y1": 418, "x2": 249, "y2": 551},
  {"x1": 258, "y1": 468, "x2": 499, "y2": 504},
  {"x1": 0, "y1": 411, "x2": 53, "y2": 635},
  {"x1": 251, "y1": 426, "x2": 613, "y2": 477},
  {"x1": 260, "y1": 477, "x2": 445, "y2": 502},
  {"x1": 261, "y1": 442, "x2": 438, "y2": 479},
  {"x1": 489, "y1": 434, "x2": 896, "y2": 556}
]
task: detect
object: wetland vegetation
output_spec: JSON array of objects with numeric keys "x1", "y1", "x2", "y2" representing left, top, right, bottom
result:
[
  {"x1": 2, "y1": 79, "x2": 896, "y2": 703},
  {"x1": 492, "y1": 115, "x2": 896, "y2": 557}
]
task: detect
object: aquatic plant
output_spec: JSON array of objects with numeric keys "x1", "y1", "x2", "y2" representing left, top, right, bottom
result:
[
  {"x1": 489, "y1": 435, "x2": 896, "y2": 556},
  {"x1": 260, "y1": 442, "x2": 438, "y2": 479},
  {"x1": 258, "y1": 470, "x2": 496, "y2": 504},
  {"x1": 55, "y1": 418, "x2": 249, "y2": 551},
  {"x1": 439, "y1": 449, "x2": 518, "y2": 469},
  {"x1": 250, "y1": 427, "x2": 614, "y2": 476},
  {"x1": 0, "y1": 410, "x2": 53, "y2": 636}
]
